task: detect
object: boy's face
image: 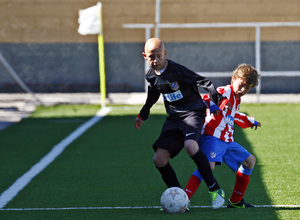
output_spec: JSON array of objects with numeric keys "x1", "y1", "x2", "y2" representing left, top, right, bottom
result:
[
  {"x1": 232, "y1": 76, "x2": 252, "y2": 98},
  {"x1": 142, "y1": 45, "x2": 167, "y2": 71}
]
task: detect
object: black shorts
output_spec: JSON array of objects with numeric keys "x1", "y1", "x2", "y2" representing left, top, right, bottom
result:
[{"x1": 152, "y1": 110, "x2": 205, "y2": 158}]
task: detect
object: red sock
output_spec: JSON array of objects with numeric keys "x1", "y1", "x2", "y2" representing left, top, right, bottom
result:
[
  {"x1": 230, "y1": 170, "x2": 250, "y2": 203},
  {"x1": 184, "y1": 175, "x2": 201, "y2": 199}
]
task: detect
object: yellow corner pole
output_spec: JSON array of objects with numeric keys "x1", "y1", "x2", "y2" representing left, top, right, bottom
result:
[
  {"x1": 98, "y1": 34, "x2": 106, "y2": 108},
  {"x1": 98, "y1": 2, "x2": 106, "y2": 108}
]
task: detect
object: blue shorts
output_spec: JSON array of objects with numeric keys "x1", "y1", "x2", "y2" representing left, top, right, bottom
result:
[{"x1": 199, "y1": 135, "x2": 251, "y2": 172}]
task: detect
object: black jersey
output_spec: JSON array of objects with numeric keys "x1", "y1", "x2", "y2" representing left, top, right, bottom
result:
[{"x1": 139, "y1": 60, "x2": 223, "y2": 120}]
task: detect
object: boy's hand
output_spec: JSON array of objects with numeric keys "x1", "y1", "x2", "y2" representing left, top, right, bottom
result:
[
  {"x1": 211, "y1": 102, "x2": 231, "y2": 117},
  {"x1": 134, "y1": 117, "x2": 144, "y2": 129},
  {"x1": 218, "y1": 97, "x2": 230, "y2": 111},
  {"x1": 209, "y1": 104, "x2": 221, "y2": 117},
  {"x1": 224, "y1": 102, "x2": 232, "y2": 111},
  {"x1": 212, "y1": 109, "x2": 221, "y2": 117},
  {"x1": 252, "y1": 121, "x2": 261, "y2": 130}
]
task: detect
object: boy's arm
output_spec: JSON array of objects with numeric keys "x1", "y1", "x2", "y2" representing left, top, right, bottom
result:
[
  {"x1": 202, "y1": 92, "x2": 230, "y2": 115},
  {"x1": 196, "y1": 76, "x2": 228, "y2": 107},
  {"x1": 234, "y1": 112, "x2": 261, "y2": 129},
  {"x1": 202, "y1": 94, "x2": 220, "y2": 112},
  {"x1": 134, "y1": 86, "x2": 160, "y2": 129},
  {"x1": 179, "y1": 66, "x2": 227, "y2": 107},
  {"x1": 252, "y1": 121, "x2": 261, "y2": 130}
]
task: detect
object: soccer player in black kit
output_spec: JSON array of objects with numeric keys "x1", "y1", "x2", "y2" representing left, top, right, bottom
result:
[{"x1": 134, "y1": 38, "x2": 228, "y2": 209}]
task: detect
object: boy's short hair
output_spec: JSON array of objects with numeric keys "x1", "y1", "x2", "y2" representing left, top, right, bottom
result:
[{"x1": 232, "y1": 64, "x2": 260, "y2": 88}]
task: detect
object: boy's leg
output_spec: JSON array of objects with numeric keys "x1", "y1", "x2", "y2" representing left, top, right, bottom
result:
[
  {"x1": 227, "y1": 165, "x2": 255, "y2": 208},
  {"x1": 224, "y1": 151, "x2": 256, "y2": 208},
  {"x1": 230, "y1": 166, "x2": 251, "y2": 203},
  {"x1": 229, "y1": 155, "x2": 256, "y2": 204},
  {"x1": 185, "y1": 135, "x2": 227, "y2": 200},
  {"x1": 185, "y1": 161, "x2": 216, "y2": 199},
  {"x1": 182, "y1": 111, "x2": 220, "y2": 190},
  {"x1": 154, "y1": 148, "x2": 181, "y2": 188},
  {"x1": 187, "y1": 141, "x2": 220, "y2": 191},
  {"x1": 184, "y1": 169, "x2": 203, "y2": 199},
  {"x1": 186, "y1": 140, "x2": 225, "y2": 209}
]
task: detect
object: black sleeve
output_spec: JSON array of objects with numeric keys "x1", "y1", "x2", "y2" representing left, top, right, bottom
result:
[
  {"x1": 178, "y1": 65, "x2": 224, "y2": 106},
  {"x1": 196, "y1": 77, "x2": 225, "y2": 106},
  {"x1": 139, "y1": 86, "x2": 160, "y2": 120}
]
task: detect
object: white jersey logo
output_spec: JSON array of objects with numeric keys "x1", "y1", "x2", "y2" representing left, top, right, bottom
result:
[
  {"x1": 162, "y1": 90, "x2": 183, "y2": 102},
  {"x1": 226, "y1": 115, "x2": 234, "y2": 128}
]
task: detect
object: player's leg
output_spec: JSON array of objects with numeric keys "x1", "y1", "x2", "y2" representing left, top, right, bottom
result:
[
  {"x1": 153, "y1": 147, "x2": 181, "y2": 188},
  {"x1": 184, "y1": 161, "x2": 215, "y2": 199},
  {"x1": 182, "y1": 112, "x2": 224, "y2": 209},
  {"x1": 228, "y1": 155, "x2": 256, "y2": 206},
  {"x1": 184, "y1": 169, "x2": 203, "y2": 199},
  {"x1": 185, "y1": 139, "x2": 225, "y2": 209},
  {"x1": 241, "y1": 154, "x2": 256, "y2": 169},
  {"x1": 152, "y1": 118, "x2": 184, "y2": 188},
  {"x1": 182, "y1": 112, "x2": 221, "y2": 192},
  {"x1": 184, "y1": 135, "x2": 226, "y2": 199},
  {"x1": 224, "y1": 143, "x2": 256, "y2": 208},
  {"x1": 185, "y1": 139, "x2": 220, "y2": 191}
]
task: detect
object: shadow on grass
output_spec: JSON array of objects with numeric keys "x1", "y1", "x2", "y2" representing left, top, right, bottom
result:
[
  {"x1": 143, "y1": 115, "x2": 280, "y2": 219},
  {"x1": 212, "y1": 125, "x2": 278, "y2": 219},
  {"x1": 130, "y1": 114, "x2": 280, "y2": 219}
]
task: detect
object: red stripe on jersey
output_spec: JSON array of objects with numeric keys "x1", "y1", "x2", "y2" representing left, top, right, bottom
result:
[{"x1": 202, "y1": 85, "x2": 255, "y2": 142}]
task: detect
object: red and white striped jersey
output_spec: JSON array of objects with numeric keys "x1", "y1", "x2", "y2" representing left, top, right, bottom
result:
[{"x1": 201, "y1": 85, "x2": 257, "y2": 142}]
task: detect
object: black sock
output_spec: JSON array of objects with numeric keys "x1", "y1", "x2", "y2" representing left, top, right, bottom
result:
[
  {"x1": 191, "y1": 149, "x2": 220, "y2": 191},
  {"x1": 156, "y1": 162, "x2": 181, "y2": 188}
]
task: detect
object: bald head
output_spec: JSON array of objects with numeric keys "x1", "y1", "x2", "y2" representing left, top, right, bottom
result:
[
  {"x1": 144, "y1": 38, "x2": 165, "y2": 54},
  {"x1": 142, "y1": 38, "x2": 167, "y2": 71}
]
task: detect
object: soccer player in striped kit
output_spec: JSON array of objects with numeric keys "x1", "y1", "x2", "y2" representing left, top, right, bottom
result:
[
  {"x1": 134, "y1": 38, "x2": 229, "y2": 209},
  {"x1": 184, "y1": 63, "x2": 261, "y2": 208}
]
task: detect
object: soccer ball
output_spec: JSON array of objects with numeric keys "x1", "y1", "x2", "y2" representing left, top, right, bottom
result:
[{"x1": 160, "y1": 187, "x2": 189, "y2": 214}]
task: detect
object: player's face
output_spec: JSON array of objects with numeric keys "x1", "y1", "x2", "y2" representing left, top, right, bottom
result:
[
  {"x1": 232, "y1": 77, "x2": 252, "y2": 98},
  {"x1": 143, "y1": 47, "x2": 166, "y2": 71}
]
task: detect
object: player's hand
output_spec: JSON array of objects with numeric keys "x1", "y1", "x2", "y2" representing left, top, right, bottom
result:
[
  {"x1": 224, "y1": 102, "x2": 232, "y2": 111},
  {"x1": 252, "y1": 121, "x2": 261, "y2": 130},
  {"x1": 134, "y1": 117, "x2": 144, "y2": 129},
  {"x1": 212, "y1": 110, "x2": 221, "y2": 117}
]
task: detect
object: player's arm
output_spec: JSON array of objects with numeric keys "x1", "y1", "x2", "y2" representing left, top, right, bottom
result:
[
  {"x1": 177, "y1": 66, "x2": 224, "y2": 106},
  {"x1": 179, "y1": 65, "x2": 229, "y2": 110},
  {"x1": 234, "y1": 112, "x2": 261, "y2": 129},
  {"x1": 134, "y1": 114, "x2": 144, "y2": 129},
  {"x1": 195, "y1": 76, "x2": 227, "y2": 107},
  {"x1": 251, "y1": 121, "x2": 261, "y2": 130},
  {"x1": 202, "y1": 94, "x2": 220, "y2": 116},
  {"x1": 134, "y1": 86, "x2": 160, "y2": 129},
  {"x1": 202, "y1": 92, "x2": 231, "y2": 117}
]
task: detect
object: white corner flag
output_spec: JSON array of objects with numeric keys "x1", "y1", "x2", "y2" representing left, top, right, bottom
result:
[
  {"x1": 78, "y1": 2, "x2": 103, "y2": 35},
  {"x1": 78, "y1": 2, "x2": 106, "y2": 108}
]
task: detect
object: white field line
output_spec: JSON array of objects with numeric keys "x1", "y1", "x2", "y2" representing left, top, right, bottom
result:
[
  {"x1": 0, "y1": 107, "x2": 112, "y2": 209},
  {"x1": 0, "y1": 204, "x2": 299, "y2": 211}
]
